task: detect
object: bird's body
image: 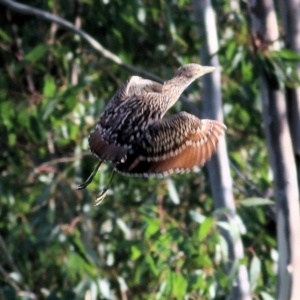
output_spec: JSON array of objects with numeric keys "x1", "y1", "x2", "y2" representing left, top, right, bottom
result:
[{"x1": 78, "y1": 64, "x2": 226, "y2": 203}]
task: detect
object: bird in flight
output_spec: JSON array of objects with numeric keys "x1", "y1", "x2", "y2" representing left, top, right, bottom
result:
[{"x1": 77, "y1": 64, "x2": 226, "y2": 204}]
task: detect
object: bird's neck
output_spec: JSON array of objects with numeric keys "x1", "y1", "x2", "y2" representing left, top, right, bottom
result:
[{"x1": 162, "y1": 78, "x2": 192, "y2": 111}]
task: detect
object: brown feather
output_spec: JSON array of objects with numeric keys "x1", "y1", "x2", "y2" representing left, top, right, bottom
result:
[
  {"x1": 115, "y1": 113, "x2": 226, "y2": 177},
  {"x1": 78, "y1": 64, "x2": 225, "y2": 198},
  {"x1": 89, "y1": 130, "x2": 127, "y2": 163}
]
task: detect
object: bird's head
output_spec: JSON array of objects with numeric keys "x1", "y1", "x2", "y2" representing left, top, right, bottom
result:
[
  {"x1": 162, "y1": 63, "x2": 216, "y2": 112},
  {"x1": 174, "y1": 63, "x2": 215, "y2": 81}
]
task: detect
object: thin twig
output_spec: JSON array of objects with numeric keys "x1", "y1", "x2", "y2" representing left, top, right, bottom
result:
[
  {"x1": 0, "y1": 264, "x2": 21, "y2": 292},
  {"x1": 230, "y1": 161, "x2": 276, "y2": 221},
  {"x1": 0, "y1": 235, "x2": 31, "y2": 292},
  {"x1": 36, "y1": 151, "x2": 90, "y2": 168},
  {"x1": 0, "y1": 0, "x2": 202, "y2": 116},
  {"x1": 5, "y1": 8, "x2": 35, "y2": 93},
  {"x1": 229, "y1": 161, "x2": 266, "y2": 198},
  {"x1": 157, "y1": 194, "x2": 166, "y2": 233},
  {"x1": 0, "y1": 235, "x2": 19, "y2": 274}
]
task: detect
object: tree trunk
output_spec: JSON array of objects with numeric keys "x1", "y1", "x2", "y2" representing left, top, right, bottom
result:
[
  {"x1": 193, "y1": 1, "x2": 251, "y2": 299},
  {"x1": 278, "y1": 0, "x2": 300, "y2": 191},
  {"x1": 249, "y1": 0, "x2": 300, "y2": 299}
]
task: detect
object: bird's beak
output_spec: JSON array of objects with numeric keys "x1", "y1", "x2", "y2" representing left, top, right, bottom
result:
[{"x1": 200, "y1": 66, "x2": 216, "y2": 75}]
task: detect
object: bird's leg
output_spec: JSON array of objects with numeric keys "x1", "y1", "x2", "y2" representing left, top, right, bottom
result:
[
  {"x1": 95, "y1": 169, "x2": 116, "y2": 206},
  {"x1": 77, "y1": 160, "x2": 103, "y2": 190}
]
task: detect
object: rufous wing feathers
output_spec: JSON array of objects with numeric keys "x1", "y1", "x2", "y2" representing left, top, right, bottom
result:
[{"x1": 116, "y1": 112, "x2": 226, "y2": 176}]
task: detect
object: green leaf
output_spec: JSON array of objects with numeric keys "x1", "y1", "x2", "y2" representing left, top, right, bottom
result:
[
  {"x1": 217, "y1": 221, "x2": 230, "y2": 232},
  {"x1": 0, "y1": 28, "x2": 11, "y2": 42},
  {"x1": 166, "y1": 271, "x2": 187, "y2": 298},
  {"x1": 198, "y1": 217, "x2": 214, "y2": 242},
  {"x1": 219, "y1": 235, "x2": 229, "y2": 259},
  {"x1": 43, "y1": 76, "x2": 56, "y2": 98},
  {"x1": 240, "y1": 198, "x2": 274, "y2": 207},
  {"x1": 228, "y1": 259, "x2": 240, "y2": 283},
  {"x1": 144, "y1": 218, "x2": 160, "y2": 238},
  {"x1": 189, "y1": 210, "x2": 206, "y2": 223},
  {"x1": 42, "y1": 99, "x2": 57, "y2": 120},
  {"x1": 131, "y1": 245, "x2": 142, "y2": 260},
  {"x1": 29, "y1": 116, "x2": 43, "y2": 141},
  {"x1": 8, "y1": 133, "x2": 16, "y2": 146},
  {"x1": 260, "y1": 291, "x2": 275, "y2": 300},
  {"x1": 145, "y1": 254, "x2": 159, "y2": 276},
  {"x1": 1, "y1": 101, "x2": 14, "y2": 129},
  {"x1": 272, "y1": 49, "x2": 300, "y2": 62},
  {"x1": 25, "y1": 44, "x2": 47, "y2": 62},
  {"x1": 250, "y1": 255, "x2": 261, "y2": 291}
]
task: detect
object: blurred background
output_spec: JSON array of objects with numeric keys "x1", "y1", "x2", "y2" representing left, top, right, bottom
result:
[{"x1": 1, "y1": 0, "x2": 300, "y2": 299}]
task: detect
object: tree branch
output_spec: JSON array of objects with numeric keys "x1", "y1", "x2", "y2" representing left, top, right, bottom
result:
[{"x1": 0, "y1": 0, "x2": 200, "y2": 114}]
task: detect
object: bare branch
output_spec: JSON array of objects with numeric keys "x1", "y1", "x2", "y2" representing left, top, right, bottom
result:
[{"x1": 35, "y1": 152, "x2": 90, "y2": 169}]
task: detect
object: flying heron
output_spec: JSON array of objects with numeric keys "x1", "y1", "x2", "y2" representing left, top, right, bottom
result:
[{"x1": 77, "y1": 64, "x2": 226, "y2": 204}]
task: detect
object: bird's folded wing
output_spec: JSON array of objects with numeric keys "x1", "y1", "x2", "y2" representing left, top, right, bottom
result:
[
  {"x1": 116, "y1": 112, "x2": 227, "y2": 177},
  {"x1": 127, "y1": 77, "x2": 163, "y2": 95},
  {"x1": 107, "y1": 77, "x2": 163, "y2": 109}
]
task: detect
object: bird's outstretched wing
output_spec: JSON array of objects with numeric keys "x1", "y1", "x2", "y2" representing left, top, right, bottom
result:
[{"x1": 116, "y1": 112, "x2": 226, "y2": 177}]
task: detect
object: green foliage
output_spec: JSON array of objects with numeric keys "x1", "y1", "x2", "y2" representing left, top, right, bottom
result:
[{"x1": 1, "y1": 0, "x2": 295, "y2": 299}]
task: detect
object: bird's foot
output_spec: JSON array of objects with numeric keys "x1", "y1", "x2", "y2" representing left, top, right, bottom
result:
[
  {"x1": 77, "y1": 180, "x2": 91, "y2": 190},
  {"x1": 76, "y1": 160, "x2": 103, "y2": 190},
  {"x1": 95, "y1": 187, "x2": 109, "y2": 206},
  {"x1": 94, "y1": 169, "x2": 115, "y2": 206}
]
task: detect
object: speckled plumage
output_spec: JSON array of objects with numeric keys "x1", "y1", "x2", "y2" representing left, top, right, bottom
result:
[
  {"x1": 78, "y1": 64, "x2": 226, "y2": 203},
  {"x1": 89, "y1": 64, "x2": 226, "y2": 177}
]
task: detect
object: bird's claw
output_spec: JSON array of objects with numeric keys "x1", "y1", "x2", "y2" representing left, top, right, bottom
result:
[
  {"x1": 95, "y1": 188, "x2": 109, "y2": 206},
  {"x1": 77, "y1": 160, "x2": 103, "y2": 191},
  {"x1": 76, "y1": 182, "x2": 89, "y2": 190}
]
